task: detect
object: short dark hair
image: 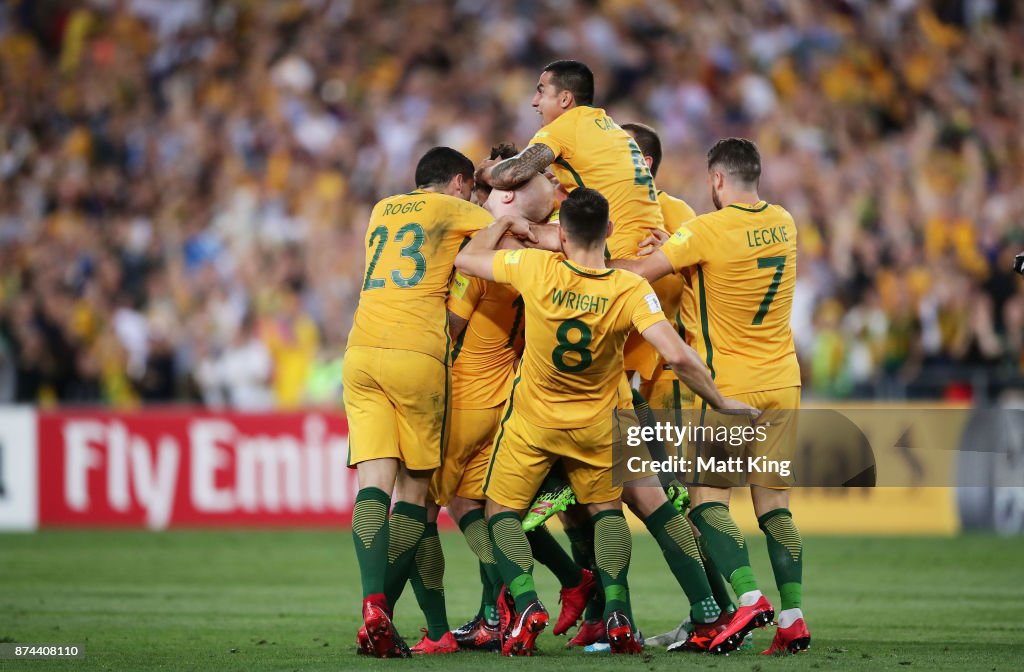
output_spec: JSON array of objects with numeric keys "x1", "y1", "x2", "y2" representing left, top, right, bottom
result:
[
  {"x1": 415, "y1": 146, "x2": 474, "y2": 189},
  {"x1": 559, "y1": 188, "x2": 608, "y2": 249},
  {"x1": 622, "y1": 122, "x2": 662, "y2": 177},
  {"x1": 706, "y1": 138, "x2": 761, "y2": 186},
  {"x1": 490, "y1": 142, "x2": 519, "y2": 160},
  {"x1": 543, "y1": 60, "x2": 594, "y2": 106}
]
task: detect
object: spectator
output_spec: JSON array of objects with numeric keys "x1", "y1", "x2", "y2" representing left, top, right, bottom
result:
[{"x1": 0, "y1": 0, "x2": 1019, "y2": 405}]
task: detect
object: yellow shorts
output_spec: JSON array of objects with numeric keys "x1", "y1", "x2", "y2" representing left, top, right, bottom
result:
[
  {"x1": 484, "y1": 409, "x2": 624, "y2": 509},
  {"x1": 430, "y1": 405, "x2": 503, "y2": 505},
  {"x1": 343, "y1": 346, "x2": 450, "y2": 471},
  {"x1": 640, "y1": 368, "x2": 696, "y2": 416},
  {"x1": 691, "y1": 386, "x2": 800, "y2": 489}
]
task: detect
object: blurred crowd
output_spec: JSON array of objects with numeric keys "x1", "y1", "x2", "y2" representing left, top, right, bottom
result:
[{"x1": 0, "y1": 0, "x2": 1021, "y2": 407}]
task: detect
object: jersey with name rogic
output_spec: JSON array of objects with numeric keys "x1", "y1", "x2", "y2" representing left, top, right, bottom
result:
[
  {"x1": 491, "y1": 248, "x2": 666, "y2": 429},
  {"x1": 448, "y1": 272, "x2": 524, "y2": 410},
  {"x1": 347, "y1": 191, "x2": 493, "y2": 364},
  {"x1": 529, "y1": 106, "x2": 665, "y2": 259},
  {"x1": 661, "y1": 201, "x2": 800, "y2": 397}
]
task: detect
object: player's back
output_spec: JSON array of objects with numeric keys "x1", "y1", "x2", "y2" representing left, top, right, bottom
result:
[
  {"x1": 496, "y1": 249, "x2": 664, "y2": 429},
  {"x1": 676, "y1": 201, "x2": 799, "y2": 396},
  {"x1": 448, "y1": 272, "x2": 524, "y2": 410},
  {"x1": 531, "y1": 106, "x2": 664, "y2": 259},
  {"x1": 347, "y1": 191, "x2": 492, "y2": 363}
]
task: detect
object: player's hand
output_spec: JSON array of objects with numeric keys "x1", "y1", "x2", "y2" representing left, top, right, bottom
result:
[
  {"x1": 1014, "y1": 251, "x2": 1024, "y2": 275},
  {"x1": 637, "y1": 227, "x2": 669, "y2": 256},
  {"x1": 716, "y1": 398, "x2": 762, "y2": 420},
  {"x1": 475, "y1": 157, "x2": 500, "y2": 187},
  {"x1": 503, "y1": 214, "x2": 539, "y2": 244}
]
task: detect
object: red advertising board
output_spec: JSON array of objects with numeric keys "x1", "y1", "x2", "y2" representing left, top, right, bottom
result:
[{"x1": 37, "y1": 411, "x2": 358, "y2": 528}]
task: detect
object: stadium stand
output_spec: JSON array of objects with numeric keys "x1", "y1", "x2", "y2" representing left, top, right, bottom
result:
[{"x1": 0, "y1": 0, "x2": 1021, "y2": 407}]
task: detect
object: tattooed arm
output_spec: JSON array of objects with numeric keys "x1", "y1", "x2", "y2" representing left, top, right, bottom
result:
[{"x1": 477, "y1": 144, "x2": 556, "y2": 190}]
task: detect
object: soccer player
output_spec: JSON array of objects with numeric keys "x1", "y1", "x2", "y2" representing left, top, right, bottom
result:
[
  {"x1": 344, "y1": 146, "x2": 533, "y2": 658},
  {"x1": 423, "y1": 146, "x2": 594, "y2": 652},
  {"x1": 612, "y1": 138, "x2": 809, "y2": 655},
  {"x1": 622, "y1": 122, "x2": 742, "y2": 650},
  {"x1": 453, "y1": 188, "x2": 759, "y2": 656},
  {"x1": 479, "y1": 61, "x2": 728, "y2": 648}
]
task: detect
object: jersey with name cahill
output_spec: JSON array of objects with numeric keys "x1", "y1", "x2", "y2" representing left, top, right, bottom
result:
[
  {"x1": 347, "y1": 191, "x2": 493, "y2": 364},
  {"x1": 662, "y1": 201, "x2": 800, "y2": 397},
  {"x1": 447, "y1": 272, "x2": 524, "y2": 410},
  {"x1": 492, "y1": 248, "x2": 666, "y2": 429},
  {"x1": 529, "y1": 106, "x2": 665, "y2": 259}
]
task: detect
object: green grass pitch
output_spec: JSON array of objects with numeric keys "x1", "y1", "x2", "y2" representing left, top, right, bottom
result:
[{"x1": 1, "y1": 530, "x2": 1021, "y2": 671}]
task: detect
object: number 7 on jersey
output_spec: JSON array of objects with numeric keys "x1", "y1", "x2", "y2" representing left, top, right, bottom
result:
[{"x1": 752, "y1": 256, "x2": 786, "y2": 325}]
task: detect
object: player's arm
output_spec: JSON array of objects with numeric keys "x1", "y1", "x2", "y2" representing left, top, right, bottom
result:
[
  {"x1": 455, "y1": 215, "x2": 536, "y2": 280},
  {"x1": 609, "y1": 251, "x2": 675, "y2": 283},
  {"x1": 525, "y1": 222, "x2": 562, "y2": 252},
  {"x1": 640, "y1": 321, "x2": 759, "y2": 417},
  {"x1": 479, "y1": 144, "x2": 556, "y2": 190}
]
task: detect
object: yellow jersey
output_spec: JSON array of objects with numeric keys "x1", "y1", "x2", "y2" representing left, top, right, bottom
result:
[
  {"x1": 645, "y1": 190, "x2": 699, "y2": 384},
  {"x1": 448, "y1": 271, "x2": 524, "y2": 410},
  {"x1": 529, "y1": 106, "x2": 665, "y2": 259},
  {"x1": 347, "y1": 191, "x2": 493, "y2": 363},
  {"x1": 491, "y1": 248, "x2": 666, "y2": 428},
  {"x1": 662, "y1": 201, "x2": 800, "y2": 397}
]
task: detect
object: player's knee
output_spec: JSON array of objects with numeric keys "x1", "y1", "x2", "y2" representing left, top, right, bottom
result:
[
  {"x1": 622, "y1": 483, "x2": 662, "y2": 518},
  {"x1": 750, "y1": 484, "x2": 789, "y2": 517},
  {"x1": 448, "y1": 496, "x2": 482, "y2": 524}
]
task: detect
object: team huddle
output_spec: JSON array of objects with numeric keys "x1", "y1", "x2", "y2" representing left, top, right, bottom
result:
[{"x1": 343, "y1": 60, "x2": 808, "y2": 658}]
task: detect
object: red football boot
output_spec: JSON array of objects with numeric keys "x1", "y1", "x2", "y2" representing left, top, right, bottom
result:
[
  {"x1": 496, "y1": 585, "x2": 516, "y2": 646},
  {"x1": 566, "y1": 618, "x2": 605, "y2": 647},
  {"x1": 762, "y1": 618, "x2": 811, "y2": 655},
  {"x1": 356, "y1": 625, "x2": 372, "y2": 655},
  {"x1": 451, "y1": 615, "x2": 501, "y2": 651},
  {"x1": 502, "y1": 600, "x2": 549, "y2": 656},
  {"x1": 411, "y1": 630, "x2": 459, "y2": 655},
  {"x1": 606, "y1": 610, "x2": 642, "y2": 654},
  {"x1": 362, "y1": 596, "x2": 411, "y2": 658},
  {"x1": 666, "y1": 610, "x2": 732, "y2": 653},
  {"x1": 554, "y1": 568, "x2": 598, "y2": 635},
  {"x1": 709, "y1": 595, "x2": 774, "y2": 655}
]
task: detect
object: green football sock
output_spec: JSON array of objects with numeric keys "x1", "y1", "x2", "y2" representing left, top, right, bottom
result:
[
  {"x1": 410, "y1": 522, "x2": 449, "y2": 640},
  {"x1": 592, "y1": 510, "x2": 633, "y2": 625},
  {"x1": 351, "y1": 487, "x2": 391, "y2": 600},
  {"x1": 458, "y1": 508, "x2": 502, "y2": 621},
  {"x1": 489, "y1": 511, "x2": 537, "y2": 611},
  {"x1": 528, "y1": 524, "x2": 583, "y2": 588},
  {"x1": 689, "y1": 502, "x2": 758, "y2": 597},
  {"x1": 644, "y1": 501, "x2": 719, "y2": 623},
  {"x1": 699, "y1": 535, "x2": 736, "y2": 612},
  {"x1": 631, "y1": 389, "x2": 674, "y2": 488},
  {"x1": 758, "y1": 508, "x2": 803, "y2": 610},
  {"x1": 565, "y1": 521, "x2": 603, "y2": 621},
  {"x1": 478, "y1": 562, "x2": 498, "y2": 624},
  {"x1": 383, "y1": 501, "x2": 426, "y2": 608}
]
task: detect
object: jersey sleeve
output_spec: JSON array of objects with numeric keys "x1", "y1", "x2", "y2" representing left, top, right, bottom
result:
[
  {"x1": 628, "y1": 280, "x2": 669, "y2": 334},
  {"x1": 661, "y1": 217, "x2": 710, "y2": 271},
  {"x1": 492, "y1": 247, "x2": 537, "y2": 293},
  {"x1": 448, "y1": 271, "x2": 486, "y2": 320},
  {"x1": 528, "y1": 113, "x2": 576, "y2": 161}
]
